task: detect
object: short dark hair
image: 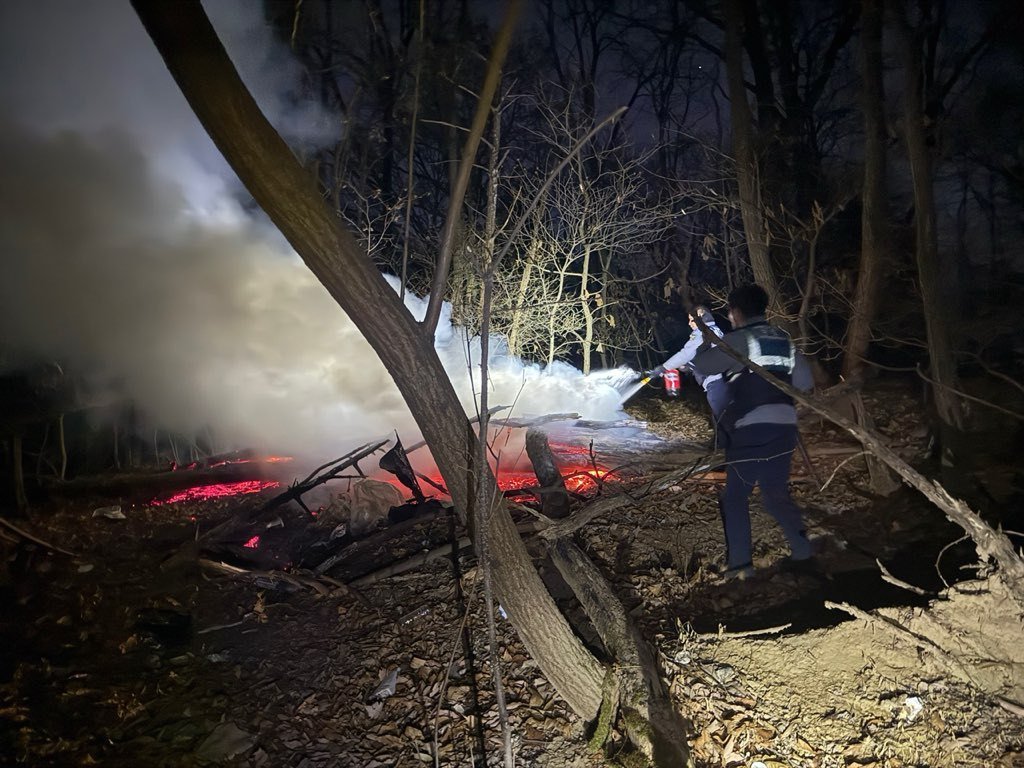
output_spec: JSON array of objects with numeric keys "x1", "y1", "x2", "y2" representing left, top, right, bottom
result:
[{"x1": 728, "y1": 284, "x2": 769, "y2": 317}]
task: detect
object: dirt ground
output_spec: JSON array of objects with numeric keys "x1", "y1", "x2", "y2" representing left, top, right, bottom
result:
[{"x1": 2, "y1": 379, "x2": 1023, "y2": 767}]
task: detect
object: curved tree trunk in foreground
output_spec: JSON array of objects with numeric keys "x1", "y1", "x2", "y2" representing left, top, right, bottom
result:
[
  {"x1": 550, "y1": 538, "x2": 691, "y2": 766},
  {"x1": 131, "y1": 0, "x2": 604, "y2": 719}
]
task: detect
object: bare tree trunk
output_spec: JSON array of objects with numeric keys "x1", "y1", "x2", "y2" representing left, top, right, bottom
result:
[
  {"x1": 723, "y1": 0, "x2": 780, "y2": 312},
  {"x1": 580, "y1": 245, "x2": 595, "y2": 374},
  {"x1": 57, "y1": 414, "x2": 67, "y2": 481},
  {"x1": 422, "y1": 0, "x2": 523, "y2": 335},
  {"x1": 895, "y1": 6, "x2": 965, "y2": 436},
  {"x1": 476, "y1": 111, "x2": 514, "y2": 767},
  {"x1": 131, "y1": 0, "x2": 604, "y2": 720},
  {"x1": 548, "y1": 266, "x2": 569, "y2": 366},
  {"x1": 399, "y1": 0, "x2": 425, "y2": 301},
  {"x1": 843, "y1": 0, "x2": 888, "y2": 382},
  {"x1": 12, "y1": 436, "x2": 29, "y2": 515},
  {"x1": 507, "y1": 238, "x2": 538, "y2": 357}
]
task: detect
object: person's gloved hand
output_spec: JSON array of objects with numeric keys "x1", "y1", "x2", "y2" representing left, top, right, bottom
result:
[{"x1": 643, "y1": 365, "x2": 667, "y2": 379}]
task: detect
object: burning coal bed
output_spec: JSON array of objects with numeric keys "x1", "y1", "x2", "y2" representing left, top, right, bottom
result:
[
  {"x1": 147, "y1": 452, "x2": 609, "y2": 507},
  {"x1": 144, "y1": 441, "x2": 618, "y2": 582}
]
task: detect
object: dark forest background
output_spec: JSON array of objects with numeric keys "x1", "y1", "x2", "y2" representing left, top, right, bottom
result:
[{"x1": 261, "y1": 0, "x2": 1023, "y2": 398}]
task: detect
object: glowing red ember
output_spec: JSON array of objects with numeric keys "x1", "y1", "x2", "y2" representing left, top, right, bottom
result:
[
  {"x1": 243, "y1": 535, "x2": 261, "y2": 549},
  {"x1": 407, "y1": 464, "x2": 610, "y2": 501},
  {"x1": 151, "y1": 479, "x2": 280, "y2": 506},
  {"x1": 562, "y1": 468, "x2": 608, "y2": 493}
]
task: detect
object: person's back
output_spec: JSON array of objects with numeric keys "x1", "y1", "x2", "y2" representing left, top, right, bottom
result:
[
  {"x1": 690, "y1": 284, "x2": 813, "y2": 579},
  {"x1": 712, "y1": 318, "x2": 811, "y2": 431}
]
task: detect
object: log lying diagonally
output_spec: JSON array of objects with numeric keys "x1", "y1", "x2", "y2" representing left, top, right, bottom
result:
[{"x1": 549, "y1": 538, "x2": 691, "y2": 766}]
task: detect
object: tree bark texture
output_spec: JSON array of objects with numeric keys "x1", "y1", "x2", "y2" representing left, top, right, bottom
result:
[
  {"x1": 896, "y1": 6, "x2": 965, "y2": 433},
  {"x1": 843, "y1": 0, "x2": 888, "y2": 382},
  {"x1": 723, "y1": 0, "x2": 780, "y2": 313},
  {"x1": 131, "y1": 0, "x2": 604, "y2": 719},
  {"x1": 525, "y1": 429, "x2": 571, "y2": 519},
  {"x1": 549, "y1": 538, "x2": 692, "y2": 767}
]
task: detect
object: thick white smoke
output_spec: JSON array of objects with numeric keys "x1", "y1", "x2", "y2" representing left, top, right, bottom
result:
[{"x1": 0, "y1": 1, "x2": 633, "y2": 466}]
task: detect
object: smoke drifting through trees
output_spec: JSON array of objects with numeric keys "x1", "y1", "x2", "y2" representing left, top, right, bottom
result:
[{"x1": 0, "y1": 1, "x2": 630, "y2": 464}]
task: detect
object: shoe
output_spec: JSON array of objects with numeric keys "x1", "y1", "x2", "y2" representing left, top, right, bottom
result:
[
  {"x1": 788, "y1": 531, "x2": 816, "y2": 561},
  {"x1": 779, "y1": 556, "x2": 826, "y2": 580},
  {"x1": 718, "y1": 563, "x2": 755, "y2": 582}
]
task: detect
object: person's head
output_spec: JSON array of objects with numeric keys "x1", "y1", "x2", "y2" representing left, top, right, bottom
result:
[
  {"x1": 687, "y1": 305, "x2": 712, "y2": 329},
  {"x1": 727, "y1": 284, "x2": 769, "y2": 327}
]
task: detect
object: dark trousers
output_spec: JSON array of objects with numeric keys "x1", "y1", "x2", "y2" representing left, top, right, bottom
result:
[
  {"x1": 720, "y1": 423, "x2": 811, "y2": 568},
  {"x1": 705, "y1": 379, "x2": 729, "y2": 449}
]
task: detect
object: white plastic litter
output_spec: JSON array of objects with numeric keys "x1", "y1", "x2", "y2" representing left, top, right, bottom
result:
[
  {"x1": 368, "y1": 668, "x2": 399, "y2": 702},
  {"x1": 92, "y1": 505, "x2": 125, "y2": 520},
  {"x1": 902, "y1": 695, "x2": 924, "y2": 722}
]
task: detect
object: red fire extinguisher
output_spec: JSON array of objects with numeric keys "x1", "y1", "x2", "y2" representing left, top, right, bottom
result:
[{"x1": 663, "y1": 369, "x2": 681, "y2": 397}]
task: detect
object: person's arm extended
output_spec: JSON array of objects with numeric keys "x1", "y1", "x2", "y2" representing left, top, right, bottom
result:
[{"x1": 661, "y1": 331, "x2": 702, "y2": 371}]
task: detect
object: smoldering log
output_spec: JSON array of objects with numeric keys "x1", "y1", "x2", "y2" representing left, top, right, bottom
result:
[{"x1": 525, "y1": 428, "x2": 570, "y2": 519}]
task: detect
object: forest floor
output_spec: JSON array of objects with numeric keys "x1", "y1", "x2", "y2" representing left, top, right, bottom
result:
[{"x1": 2, "y1": 379, "x2": 1024, "y2": 767}]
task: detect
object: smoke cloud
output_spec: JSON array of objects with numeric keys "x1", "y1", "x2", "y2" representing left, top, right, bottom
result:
[{"x1": 0, "y1": 1, "x2": 633, "y2": 466}]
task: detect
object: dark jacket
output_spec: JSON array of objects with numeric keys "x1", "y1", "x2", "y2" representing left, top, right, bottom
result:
[{"x1": 691, "y1": 316, "x2": 811, "y2": 428}]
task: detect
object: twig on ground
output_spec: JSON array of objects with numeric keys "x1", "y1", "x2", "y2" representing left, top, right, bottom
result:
[
  {"x1": 0, "y1": 517, "x2": 77, "y2": 556},
  {"x1": 876, "y1": 558, "x2": 933, "y2": 596},
  {"x1": 197, "y1": 616, "x2": 251, "y2": 635},
  {"x1": 700, "y1": 623, "x2": 793, "y2": 639},
  {"x1": 819, "y1": 450, "x2": 868, "y2": 492},
  {"x1": 995, "y1": 696, "x2": 1024, "y2": 718},
  {"x1": 935, "y1": 535, "x2": 970, "y2": 590},
  {"x1": 198, "y1": 558, "x2": 341, "y2": 598}
]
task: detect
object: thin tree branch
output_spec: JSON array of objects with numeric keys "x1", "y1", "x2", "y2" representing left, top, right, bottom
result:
[{"x1": 422, "y1": 0, "x2": 523, "y2": 336}]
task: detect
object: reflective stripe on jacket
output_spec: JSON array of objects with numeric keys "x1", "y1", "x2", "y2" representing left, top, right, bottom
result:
[{"x1": 724, "y1": 322, "x2": 796, "y2": 421}]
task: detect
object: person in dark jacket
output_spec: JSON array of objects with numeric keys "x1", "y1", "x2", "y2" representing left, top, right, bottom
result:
[{"x1": 691, "y1": 284, "x2": 813, "y2": 580}]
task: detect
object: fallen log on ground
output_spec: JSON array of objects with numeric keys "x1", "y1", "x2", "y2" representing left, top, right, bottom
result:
[
  {"x1": 525, "y1": 428, "x2": 571, "y2": 519},
  {"x1": 348, "y1": 520, "x2": 542, "y2": 588},
  {"x1": 314, "y1": 504, "x2": 449, "y2": 577},
  {"x1": 549, "y1": 537, "x2": 691, "y2": 766},
  {"x1": 41, "y1": 463, "x2": 277, "y2": 498}
]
